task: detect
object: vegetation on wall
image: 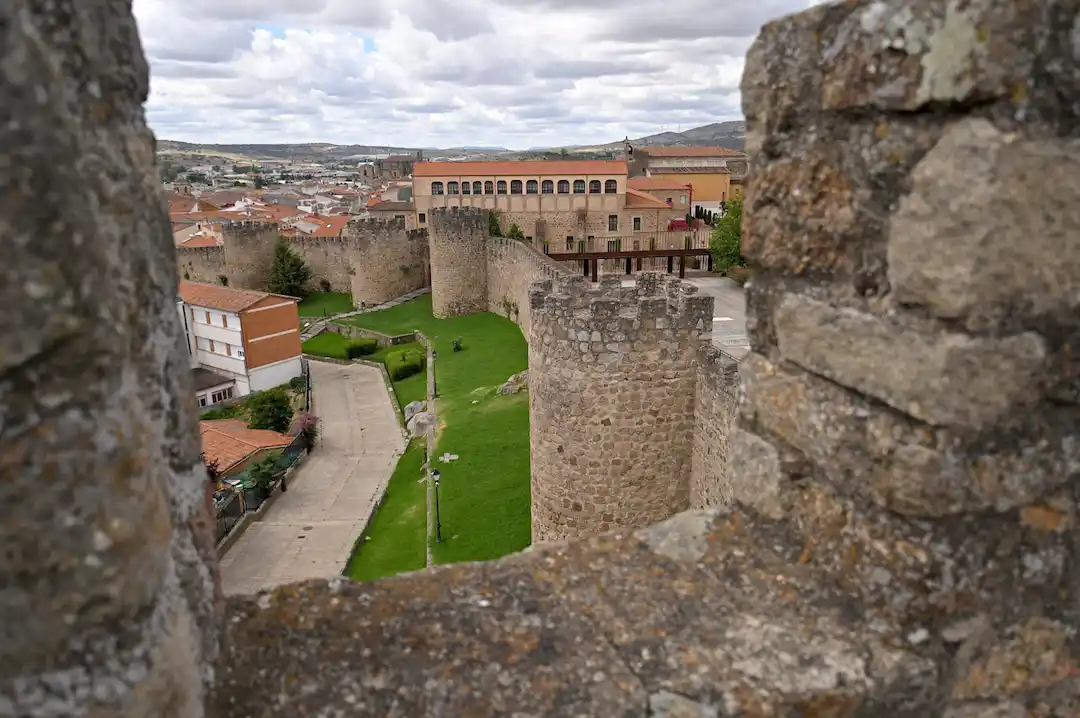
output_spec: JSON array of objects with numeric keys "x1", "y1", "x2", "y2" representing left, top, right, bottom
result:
[
  {"x1": 505, "y1": 223, "x2": 525, "y2": 241},
  {"x1": 487, "y1": 210, "x2": 503, "y2": 237},
  {"x1": 267, "y1": 238, "x2": 312, "y2": 298},
  {"x1": 709, "y1": 197, "x2": 744, "y2": 275}
]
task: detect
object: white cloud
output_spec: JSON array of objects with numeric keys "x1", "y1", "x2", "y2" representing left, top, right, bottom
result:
[{"x1": 132, "y1": 0, "x2": 819, "y2": 149}]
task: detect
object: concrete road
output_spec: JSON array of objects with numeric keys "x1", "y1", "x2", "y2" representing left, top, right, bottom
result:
[
  {"x1": 620, "y1": 271, "x2": 749, "y2": 358},
  {"x1": 219, "y1": 361, "x2": 405, "y2": 595}
]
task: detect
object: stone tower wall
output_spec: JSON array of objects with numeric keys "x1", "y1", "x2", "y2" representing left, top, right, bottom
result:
[
  {"x1": 528, "y1": 273, "x2": 712, "y2": 541},
  {"x1": 176, "y1": 244, "x2": 227, "y2": 284},
  {"x1": 428, "y1": 207, "x2": 489, "y2": 318},
  {"x1": 690, "y1": 344, "x2": 740, "y2": 508},
  {"x1": 486, "y1": 235, "x2": 570, "y2": 335},
  {"x1": 346, "y1": 219, "x2": 429, "y2": 307},
  {"x1": 221, "y1": 220, "x2": 279, "y2": 290}
]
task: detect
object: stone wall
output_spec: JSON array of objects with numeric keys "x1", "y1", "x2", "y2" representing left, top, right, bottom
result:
[
  {"x1": 428, "y1": 207, "x2": 489, "y2": 317},
  {"x1": 486, "y1": 236, "x2": 569, "y2": 335},
  {"x1": 346, "y1": 219, "x2": 429, "y2": 306},
  {"x1": 528, "y1": 274, "x2": 712, "y2": 541},
  {"x1": 1, "y1": 3, "x2": 219, "y2": 714},
  {"x1": 177, "y1": 245, "x2": 228, "y2": 284},
  {"x1": 690, "y1": 344, "x2": 740, "y2": 508}
]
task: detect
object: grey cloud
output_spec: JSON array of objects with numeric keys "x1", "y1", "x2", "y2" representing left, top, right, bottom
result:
[
  {"x1": 599, "y1": 0, "x2": 811, "y2": 41},
  {"x1": 533, "y1": 58, "x2": 666, "y2": 80},
  {"x1": 149, "y1": 60, "x2": 238, "y2": 79},
  {"x1": 394, "y1": 100, "x2": 466, "y2": 115}
]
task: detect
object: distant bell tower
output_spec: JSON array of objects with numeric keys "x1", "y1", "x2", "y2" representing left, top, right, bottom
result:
[{"x1": 623, "y1": 136, "x2": 633, "y2": 156}]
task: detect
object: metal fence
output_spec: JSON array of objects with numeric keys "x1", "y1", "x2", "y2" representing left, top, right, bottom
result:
[{"x1": 538, "y1": 229, "x2": 712, "y2": 255}]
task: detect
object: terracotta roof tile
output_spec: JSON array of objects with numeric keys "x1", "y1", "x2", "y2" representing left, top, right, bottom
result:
[
  {"x1": 179, "y1": 280, "x2": 276, "y2": 312},
  {"x1": 647, "y1": 166, "x2": 731, "y2": 175},
  {"x1": 643, "y1": 146, "x2": 747, "y2": 158},
  {"x1": 624, "y1": 189, "x2": 673, "y2": 209},
  {"x1": 200, "y1": 419, "x2": 292, "y2": 473},
  {"x1": 413, "y1": 160, "x2": 628, "y2": 178},
  {"x1": 627, "y1": 176, "x2": 692, "y2": 192},
  {"x1": 178, "y1": 235, "x2": 223, "y2": 248}
]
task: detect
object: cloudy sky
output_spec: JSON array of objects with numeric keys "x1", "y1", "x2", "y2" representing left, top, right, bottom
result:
[{"x1": 132, "y1": 0, "x2": 823, "y2": 149}]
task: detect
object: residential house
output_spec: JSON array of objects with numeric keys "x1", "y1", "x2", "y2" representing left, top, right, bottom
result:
[
  {"x1": 366, "y1": 200, "x2": 416, "y2": 228},
  {"x1": 726, "y1": 158, "x2": 749, "y2": 201},
  {"x1": 192, "y1": 366, "x2": 237, "y2": 408},
  {"x1": 636, "y1": 146, "x2": 748, "y2": 215},
  {"x1": 200, "y1": 419, "x2": 292, "y2": 478},
  {"x1": 284, "y1": 214, "x2": 352, "y2": 238},
  {"x1": 411, "y1": 159, "x2": 687, "y2": 245},
  {"x1": 177, "y1": 281, "x2": 303, "y2": 398},
  {"x1": 376, "y1": 154, "x2": 419, "y2": 181}
]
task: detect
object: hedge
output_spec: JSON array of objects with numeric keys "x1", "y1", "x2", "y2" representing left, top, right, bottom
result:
[
  {"x1": 386, "y1": 348, "x2": 425, "y2": 381},
  {"x1": 345, "y1": 337, "x2": 379, "y2": 358}
]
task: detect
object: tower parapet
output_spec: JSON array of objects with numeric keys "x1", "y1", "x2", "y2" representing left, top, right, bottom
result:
[
  {"x1": 344, "y1": 220, "x2": 429, "y2": 307},
  {"x1": 428, "y1": 207, "x2": 489, "y2": 318},
  {"x1": 527, "y1": 272, "x2": 712, "y2": 541}
]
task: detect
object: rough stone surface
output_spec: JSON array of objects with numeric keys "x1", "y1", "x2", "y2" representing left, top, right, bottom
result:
[
  {"x1": 0, "y1": 2, "x2": 218, "y2": 714},
  {"x1": 403, "y1": 400, "x2": 426, "y2": 423},
  {"x1": 528, "y1": 274, "x2": 712, "y2": 541},
  {"x1": 407, "y1": 411, "x2": 437, "y2": 439},
  {"x1": 690, "y1": 344, "x2": 740, "y2": 509},
  {"x1": 497, "y1": 371, "x2": 529, "y2": 396},
  {"x1": 487, "y1": 236, "x2": 569, "y2": 335},
  {"x1": 429, "y1": 207, "x2": 489, "y2": 317},
  {"x1": 774, "y1": 293, "x2": 1048, "y2": 429}
]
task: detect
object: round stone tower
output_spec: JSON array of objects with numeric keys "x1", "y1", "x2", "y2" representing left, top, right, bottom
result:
[
  {"x1": 428, "y1": 207, "x2": 489, "y2": 318},
  {"x1": 346, "y1": 217, "x2": 429, "y2": 308},
  {"x1": 527, "y1": 272, "x2": 713, "y2": 542}
]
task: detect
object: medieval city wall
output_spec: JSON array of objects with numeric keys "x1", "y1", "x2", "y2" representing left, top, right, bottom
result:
[
  {"x1": 348, "y1": 219, "x2": 429, "y2": 307},
  {"x1": 428, "y1": 207, "x2": 488, "y2": 317},
  {"x1": 177, "y1": 244, "x2": 228, "y2": 284},
  {"x1": 690, "y1": 343, "x2": 740, "y2": 509},
  {"x1": 485, "y1": 236, "x2": 569, "y2": 334}
]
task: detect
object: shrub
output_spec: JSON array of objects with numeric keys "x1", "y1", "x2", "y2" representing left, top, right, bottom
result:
[
  {"x1": 288, "y1": 375, "x2": 305, "y2": 391},
  {"x1": 246, "y1": 388, "x2": 292, "y2": 433},
  {"x1": 291, "y1": 411, "x2": 320, "y2": 446},
  {"x1": 345, "y1": 338, "x2": 378, "y2": 358},
  {"x1": 709, "y1": 197, "x2": 743, "y2": 274},
  {"x1": 386, "y1": 348, "x2": 426, "y2": 381},
  {"x1": 319, "y1": 278, "x2": 332, "y2": 293},
  {"x1": 201, "y1": 404, "x2": 241, "y2": 420}
]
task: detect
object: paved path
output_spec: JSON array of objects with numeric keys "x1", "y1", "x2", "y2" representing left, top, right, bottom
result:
[{"x1": 219, "y1": 361, "x2": 405, "y2": 595}]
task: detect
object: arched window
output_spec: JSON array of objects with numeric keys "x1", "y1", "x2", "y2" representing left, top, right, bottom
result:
[
  {"x1": 511, "y1": 180, "x2": 523, "y2": 194},
  {"x1": 541, "y1": 180, "x2": 554, "y2": 194},
  {"x1": 589, "y1": 180, "x2": 601, "y2": 194},
  {"x1": 557, "y1": 180, "x2": 570, "y2": 194},
  {"x1": 573, "y1": 179, "x2": 585, "y2": 194},
  {"x1": 461, "y1": 181, "x2": 471, "y2": 195},
  {"x1": 472, "y1": 181, "x2": 482, "y2": 194},
  {"x1": 484, "y1": 181, "x2": 494, "y2": 194},
  {"x1": 604, "y1": 179, "x2": 617, "y2": 194},
  {"x1": 497, "y1": 180, "x2": 507, "y2": 194},
  {"x1": 526, "y1": 180, "x2": 538, "y2": 194},
  {"x1": 431, "y1": 181, "x2": 444, "y2": 195},
  {"x1": 447, "y1": 181, "x2": 459, "y2": 195}
]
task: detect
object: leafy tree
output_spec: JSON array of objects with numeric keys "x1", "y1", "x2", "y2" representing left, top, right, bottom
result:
[
  {"x1": 506, "y1": 223, "x2": 525, "y2": 240},
  {"x1": 212, "y1": 165, "x2": 221, "y2": 172},
  {"x1": 487, "y1": 211, "x2": 503, "y2": 237},
  {"x1": 254, "y1": 174, "x2": 265, "y2": 189},
  {"x1": 247, "y1": 389, "x2": 293, "y2": 433},
  {"x1": 186, "y1": 171, "x2": 208, "y2": 184},
  {"x1": 709, "y1": 197, "x2": 744, "y2": 274},
  {"x1": 267, "y1": 238, "x2": 311, "y2": 298}
]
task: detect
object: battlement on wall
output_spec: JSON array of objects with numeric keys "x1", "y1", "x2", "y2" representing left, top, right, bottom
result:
[
  {"x1": 528, "y1": 273, "x2": 711, "y2": 332},
  {"x1": 428, "y1": 206, "x2": 489, "y2": 236},
  {"x1": 343, "y1": 217, "x2": 428, "y2": 242},
  {"x1": 223, "y1": 219, "x2": 280, "y2": 236}
]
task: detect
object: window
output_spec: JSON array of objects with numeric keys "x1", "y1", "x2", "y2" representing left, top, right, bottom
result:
[
  {"x1": 666, "y1": 197, "x2": 673, "y2": 205},
  {"x1": 211, "y1": 387, "x2": 234, "y2": 404},
  {"x1": 394, "y1": 214, "x2": 405, "y2": 220},
  {"x1": 472, "y1": 181, "x2": 482, "y2": 194},
  {"x1": 608, "y1": 215, "x2": 618, "y2": 232},
  {"x1": 226, "y1": 344, "x2": 232, "y2": 356},
  {"x1": 198, "y1": 394, "x2": 208, "y2": 408},
  {"x1": 573, "y1": 179, "x2": 585, "y2": 194},
  {"x1": 461, "y1": 182, "x2": 471, "y2": 195},
  {"x1": 565, "y1": 236, "x2": 574, "y2": 251},
  {"x1": 541, "y1": 180, "x2": 554, "y2": 194},
  {"x1": 605, "y1": 179, "x2": 617, "y2": 194},
  {"x1": 526, "y1": 180, "x2": 538, "y2": 194},
  {"x1": 633, "y1": 217, "x2": 641, "y2": 231},
  {"x1": 589, "y1": 180, "x2": 601, "y2": 194},
  {"x1": 484, "y1": 181, "x2": 494, "y2": 195},
  {"x1": 680, "y1": 195, "x2": 688, "y2": 205},
  {"x1": 208, "y1": 339, "x2": 216, "y2": 352},
  {"x1": 447, "y1": 181, "x2": 459, "y2": 195},
  {"x1": 419, "y1": 212, "x2": 426, "y2": 223},
  {"x1": 431, "y1": 181, "x2": 444, "y2": 195},
  {"x1": 722, "y1": 191, "x2": 726, "y2": 202},
  {"x1": 557, "y1": 180, "x2": 569, "y2": 194},
  {"x1": 607, "y1": 238, "x2": 622, "y2": 252},
  {"x1": 497, "y1": 180, "x2": 507, "y2": 194},
  {"x1": 221, "y1": 315, "x2": 228, "y2": 328},
  {"x1": 237, "y1": 348, "x2": 245, "y2": 358},
  {"x1": 205, "y1": 311, "x2": 211, "y2": 323},
  {"x1": 510, "y1": 180, "x2": 523, "y2": 194}
]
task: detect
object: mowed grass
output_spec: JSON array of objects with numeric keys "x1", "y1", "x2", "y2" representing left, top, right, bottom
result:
[
  {"x1": 301, "y1": 331, "x2": 350, "y2": 359},
  {"x1": 344, "y1": 441, "x2": 428, "y2": 582},
  {"x1": 302, "y1": 334, "x2": 427, "y2": 409},
  {"x1": 297, "y1": 291, "x2": 354, "y2": 317},
  {"x1": 341, "y1": 293, "x2": 531, "y2": 567}
]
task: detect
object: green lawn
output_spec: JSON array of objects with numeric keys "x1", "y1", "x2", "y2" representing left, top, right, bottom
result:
[
  {"x1": 368, "y1": 342, "x2": 427, "y2": 408},
  {"x1": 298, "y1": 291, "x2": 354, "y2": 317},
  {"x1": 340, "y1": 293, "x2": 531, "y2": 568},
  {"x1": 301, "y1": 332, "x2": 350, "y2": 359},
  {"x1": 344, "y1": 441, "x2": 428, "y2": 582}
]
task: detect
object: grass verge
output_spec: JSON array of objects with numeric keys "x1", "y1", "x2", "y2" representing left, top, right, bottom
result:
[
  {"x1": 297, "y1": 291, "x2": 354, "y2": 317},
  {"x1": 344, "y1": 440, "x2": 428, "y2": 582},
  {"x1": 301, "y1": 332, "x2": 350, "y2": 359}
]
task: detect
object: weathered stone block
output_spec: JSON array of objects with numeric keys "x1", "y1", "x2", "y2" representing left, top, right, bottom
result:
[
  {"x1": 726, "y1": 428, "x2": 786, "y2": 519},
  {"x1": 774, "y1": 293, "x2": 1047, "y2": 428},
  {"x1": 888, "y1": 118, "x2": 1080, "y2": 329}
]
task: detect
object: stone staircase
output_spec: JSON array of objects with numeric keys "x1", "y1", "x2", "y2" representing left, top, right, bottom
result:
[{"x1": 300, "y1": 287, "x2": 431, "y2": 341}]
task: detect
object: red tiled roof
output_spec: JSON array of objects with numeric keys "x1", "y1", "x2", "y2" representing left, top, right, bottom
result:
[
  {"x1": 643, "y1": 146, "x2": 746, "y2": 158},
  {"x1": 628, "y1": 176, "x2": 692, "y2": 192},
  {"x1": 295, "y1": 214, "x2": 352, "y2": 237},
  {"x1": 177, "y1": 235, "x2": 222, "y2": 248},
  {"x1": 412, "y1": 160, "x2": 628, "y2": 177},
  {"x1": 200, "y1": 420, "x2": 292, "y2": 474},
  {"x1": 647, "y1": 166, "x2": 731, "y2": 175},
  {"x1": 179, "y1": 280, "x2": 275, "y2": 312},
  {"x1": 624, "y1": 189, "x2": 673, "y2": 209}
]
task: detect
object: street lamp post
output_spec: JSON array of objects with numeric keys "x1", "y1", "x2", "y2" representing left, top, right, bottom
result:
[
  {"x1": 432, "y1": 468, "x2": 443, "y2": 543},
  {"x1": 431, "y1": 348, "x2": 437, "y2": 398}
]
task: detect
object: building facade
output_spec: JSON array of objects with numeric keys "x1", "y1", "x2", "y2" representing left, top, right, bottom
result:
[
  {"x1": 637, "y1": 146, "x2": 748, "y2": 214},
  {"x1": 177, "y1": 281, "x2": 303, "y2": 400},
  {"x1": 412, "y1": 159, "x2": 687, "y2": 245}
]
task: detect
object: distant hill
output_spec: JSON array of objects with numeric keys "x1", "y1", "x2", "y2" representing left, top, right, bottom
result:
[
  {"x1": 158, "y1": 140, "x2": 456, "y2": 162},
  {"x1": 549, "y1": 121, "x2": 747, "y2": 154}
]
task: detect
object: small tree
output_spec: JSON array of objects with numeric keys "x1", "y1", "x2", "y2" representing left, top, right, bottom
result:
[
  {"x1": 290, "y1": 411, "x2": 320, "y2": 448},
  {"x1": 506, "y1": 223, "x2": 525, "y2": 240},
  {"x1": 247, "y1": 389, "x2": 293, "y2": 433},
  {"x1": 487, "y1": 211, "x2": 503, "y2": 237},
  {"x1": 267, "y1": 238, "x2": 311, "y2": 298},
  {"x1": 254, "y1": 174, "x2": 265, "y2": 189},
  {"x1": 709, "y1": 197, "x2": 744, "y2": 274}
]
